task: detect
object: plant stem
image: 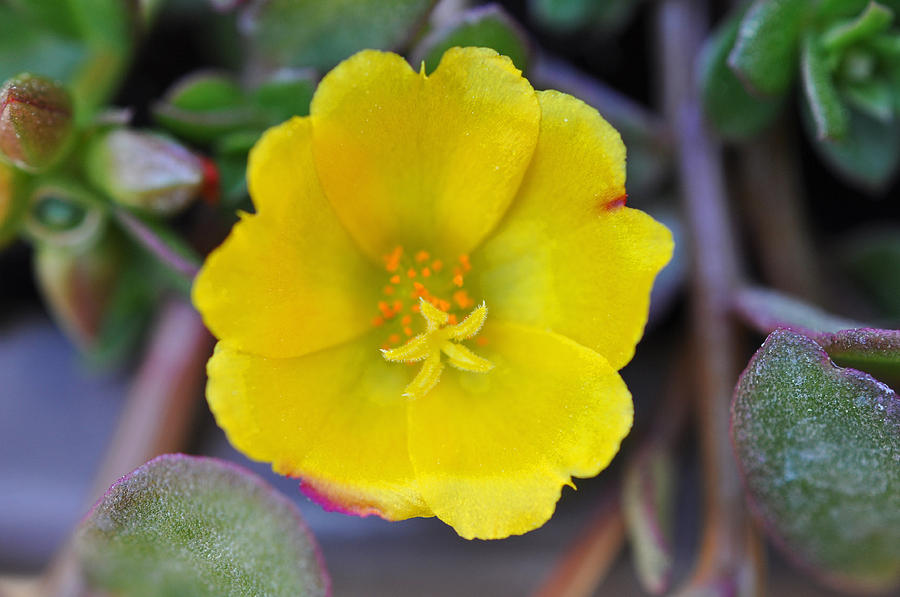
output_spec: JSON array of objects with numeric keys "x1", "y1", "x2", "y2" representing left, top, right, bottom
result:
[
  {"x1": 655, "y1": 0, "x2": 764, "y2": 595},
  {"x1": 531, "y1": 486, "x2": 626, "y2": 597},
  {"x1": 736, "y1": 125, "x2": 824, "y2": 303},
  {"x1": 39, "y1": 300, "x2": 214, "y2": 597},
  {"x1": 112, "y1": 207, "x2": 201, "y2": 282}
]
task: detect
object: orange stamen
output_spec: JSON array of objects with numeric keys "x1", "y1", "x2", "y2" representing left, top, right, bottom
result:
[
  {"x1": 390, "y1": 274, "x2": 401, "y2": 284},
  {"x1": 383, "y1": 285, "x2": 395, "y2": 295},
  {"x1": 392, "y1": 300, "x2": 403, "y2": 312},
  {"x1": 372, "y1": 316, "x2": 385, "y2": 327},
  {"x1": 453, "y1": 273, "x2": 464, "y2": 287},
  {"x1": 476, "y1": 337, "x2": 489, "y2": 346},
  {"x1": 431, "y1": 260, "x2": 443, "y2": 272},
  {"x1": 453, "y1": 290, "x2": 473, "y2": 308},
  {"x1": 448, "y1": 314, "x2": 458, "y2": 325},
  {"x1": 401, "y1": 315, "x2": 412, "y2": 326},
  {"x1": 388, "y1": 333, "x2": 400, "y2": 345},
  {"x1": 385, "y1": 247, "x2": 403, "y2": 272},
  {"x1": 415, "y1": 250, "x2": 430, "y2": 263},
  {"x1": 404, "y1": 326, "x2": 413, "y2": 336},
  {"x1": 407, "y1": 268, "x2": 417, "y2": 278},
  {"x1": 421, "y1": 267, "x2": 431, "y2": 277}
]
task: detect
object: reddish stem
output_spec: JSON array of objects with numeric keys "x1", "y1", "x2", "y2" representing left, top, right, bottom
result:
[
  {"x1": 531, "y1": 487, "x2": 626, "y2": 597},
  {"x1": 656, "y1": 0, "x2": 764, "y2": 594}
]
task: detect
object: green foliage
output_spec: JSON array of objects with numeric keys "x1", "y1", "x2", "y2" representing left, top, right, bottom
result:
[
  {"x1": 801, "y1": 33, "x2": 849, "y2": 139},
  {"x1": 734, "y1": 286, "x2": 900, "y2": 384},
  {"x1": 699, "y1": 10, "x2": 782, "y2": 140},
  {"x1": 703, "y1": 0, "x2": 900, "y2": 188},
  {"x1": 727, "y1": 0, "x2": 810, "y2": 97},
  {"x1": 0, "y1": 1, "x2": 133, "y2": 122},
  {"x1": 243, "y1": 0, "x2": 436, "y2": 71},
  {"x1": 732, "y1": 330, "x2": 900, "y2": 593},
  {"x1": 413, "y1": 5, "x2": 530, "y2": 73},
  {"x1": 841, "y1": 228, "x2": 900, "y2": 320},
  {"x1": 528, "y1": 0, "x2": 643, "y2": 33},
  {"x1": 77, "y1": 455, "x2": 330, "y2": 597},
  {"x1": 802, "y1": 105, "x2": 900, "y2": 190}
]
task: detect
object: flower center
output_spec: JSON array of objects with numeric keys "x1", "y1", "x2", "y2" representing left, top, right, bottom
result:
[{"x1": 374, "y1": 246, "x2": 493, "y2": 399}]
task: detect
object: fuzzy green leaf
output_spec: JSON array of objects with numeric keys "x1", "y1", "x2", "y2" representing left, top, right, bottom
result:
[
  {"x1": 732, "y1": 330, "x2": 900, "y2": 593},
  {"x1": 728, "y1": 0, "x2": 809, "y2": 97},
  {"x1": 700, "y1": 10, "x2": 782, "y2": 139},
  {"x1": 77, "y1": 454, "x2": 330, "y2": 597}
]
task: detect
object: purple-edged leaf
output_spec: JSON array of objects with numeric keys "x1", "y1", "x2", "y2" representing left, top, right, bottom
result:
[
  {"x1": 732, "y1": 330, "x2": 900, "y2": 593},
  {"x1": 622, "y1": 445, "x2": 675, "y2": 595},
  {"x1": 734, "y1": 286, "x2": 864, "y2": 336},
  {"x1": 77, "y1": 454, "x2": 330, "y2": 597},
  {"x1": 733, "y1": 286, "x2": 900, "y2": 383}
]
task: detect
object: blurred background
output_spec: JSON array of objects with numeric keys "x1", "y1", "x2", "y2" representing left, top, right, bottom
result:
[{"x1": 1, "y1": 0, "x2": 898, "y2": 595}]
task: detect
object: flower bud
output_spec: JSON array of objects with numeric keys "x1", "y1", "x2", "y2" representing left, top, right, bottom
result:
[
  {"x1": 24, "y1": 181, "x2": 106, "y2": 250},
  {"x1": 0, "y1": 74, "x2": 74, "y2": 172},
  {"x1": 86, "y1": 129, "x2": 204, "y2": 215},
  {"x1": 34, "y1": 228, "x2": 124, "y2": 349},
  {"x1": 0, "y1": 161, "x2": 31, "y2": 247}
]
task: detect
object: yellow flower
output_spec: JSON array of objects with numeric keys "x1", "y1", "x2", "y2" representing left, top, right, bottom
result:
[{"x1": 193, "y1": 47, "x2": 673, "y2": 540}]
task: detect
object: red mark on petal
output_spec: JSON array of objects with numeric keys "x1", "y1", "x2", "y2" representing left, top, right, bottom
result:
[{"x1": 604, "y1": 193, "x2": 627, "y2": 211}]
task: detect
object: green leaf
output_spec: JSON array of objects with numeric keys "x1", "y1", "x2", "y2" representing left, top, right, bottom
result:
[
  {"x1": 728, "y1": 0, "x2": 809, "y2": 97},
  {"x1": 821, "y1": 1, "x2": 894, "y2": 53},
  {"x1": 803, "y1": 103, "x2": 900, "y2": 190},
  {"x1": 732, "y1": 330, "x2": 900, "y2": 593},
  {"x1": 841, "y1": 227, "x2": 900, "y2": 319},
  {"x1": 88, "y1": 241, "x2": 164, "y2": 369},
  {"x1": 801, "y1": 33, "x2": 849, "y2": 139},
  {"x1": 842, "y1": 78, "x2": 894, "y2": 121},
  {"x1": 154, "y1": 73, "x2": 262, "y2": 144},
  {"x1": 252, "y1": 70, "x2": 316, "y2": 122},
  {"x1": 0, "y1": 1, "x2": 133, "y2": 121},
  {"x1": 733, "y1": 286, "x2": 900, "y2": 384},
  {"x1": 411, "y1": 5, "x2": 530, "y2": 74},
  {"x1": 77, "y1": 454, "x2": 330, "y2": 597},
  {"x1": 0, "y1": 161, "x2": 32, "y2": 248},
  {"x1": 243, "y1": 0, "x2": 436, "y2": 71},
  {"x1": 699, "y1": 10, "x2": 782, "y2": 140},
  {"x1": 528, "y1": 0, "x2": 596, "y2": 31}
]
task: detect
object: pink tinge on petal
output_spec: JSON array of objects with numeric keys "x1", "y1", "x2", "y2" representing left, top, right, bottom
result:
[{"x1": 299, "y1": 477, "x2": 389, "y2": 519}]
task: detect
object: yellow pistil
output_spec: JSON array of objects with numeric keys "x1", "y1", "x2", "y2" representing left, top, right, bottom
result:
[{"x1": 381, "y1": 297, "x2": 493, "y2": 399}]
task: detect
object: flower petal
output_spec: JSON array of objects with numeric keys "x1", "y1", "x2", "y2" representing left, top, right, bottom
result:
[
  {"x1": 193, "y1": 117, "x2": 382, "y2": 358},
  {"x1": 207, "y1": 336, "x2": 431, "y2": 521},
  {"x1": 310, "y1": 48, "x2": 540, "y2": 262},
  {"x1": 476, "y1": 91, "x2": 673, "y2": 370},
  {"x1": 407, "y1": 321, "x2": 632, "y2": 539}
]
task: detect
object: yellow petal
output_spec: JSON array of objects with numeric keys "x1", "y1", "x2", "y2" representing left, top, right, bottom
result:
[
  {"x1": 192, "y1": 117, "x2": 382, "y2": 358},
  {"x1": 407, "y1": 321, "x2": 632, "y2": 539},
  {"x1": 310, "y1": 48, "x2": 540, "y2": 262},
  {"x1": 476, "y1": 91, "x2": 674, "y2": 370},
  {"x1": 206, "y1": 336, "x2": 431, "y2": 521}
]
